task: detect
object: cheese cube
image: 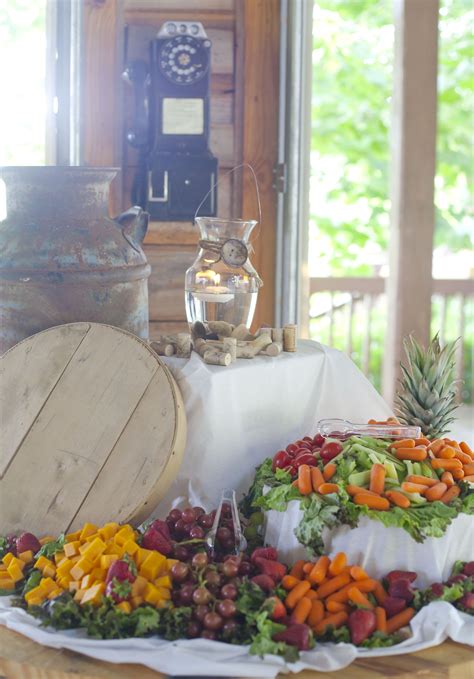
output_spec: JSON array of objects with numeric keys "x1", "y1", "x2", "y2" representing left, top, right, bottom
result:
[
  {"x1": 98, "y1": 523, "x2": 119, "y2": 541},
  {"x1": 131, "y1": 575, "x2": 148, "y2": 596},
  {"x1": 140, "y1": 552, "x2": 166, "y2": 581},
  {"x1": 135, "y1": 548, "x2": 153, "y2": 567},
  {"x1": 154, "y1": 575, "x2": 171, "y2": 589},
  {"x1": 80, "y1": 583, "x2": 105, "y2": 606},
  {"x1": 0, "y1": 578, "x2": 15, "y2": 591},
  {"x1": 57, "y1": 559, "x2": 73, "y2": 578},
  {"x1": 65, "y1": 530, "x2": 81, "y2": 542},
  {"x1": 25, "y1": 586, "x2": 46, "y2": 605},
  {"x1": 40, "y1": 577, "x2": 57, "y2": 593},
  {"x1": 114, "y1": 526, "x2": 135, "y2": 546},
  {"x1": 70, "y1": 557, "x2": 94, "y2": 581},
  {"x1": 81, "y1": 537, "x2": 106, "y2": 563},
  {"x1": 122, "y1": 540, "x2": 138, "y2": 556},
  {"x1": 69, "y1": 581, "x2": 80, "y2": 593},
  {"x1": 57, "y1": 575, "x2": 72, "y2": 589},
  {"x1": 43, "y1": 564, "x2": 56, "y2": 578},
  {"x1": 73, "y1": 588, "x2": 87, "y2": 603},
  {"x1": 131, "y1": 595, "x2": 144, "y2": 608},
  {"x1": 35, "y1": 556, "x2": 55, "y2": 573},
  {"x1": 64, "y1": 542, "x2": 80, "y2": 558},
  {"x1": 2, "y1": 553, "x2": 14, "y2": 567},
  {"x1": 54, "y1": 551, "x2": 65, "y2": 564},
  {"x1": 81, "y1": 574, "x2": 95, "y2": 589},
  {"x1": 156, "y1": 587, "x2": 171, "y2": 601},
  {"x1": 143, "y1": 583, "x2": 160, "y2": 606},
  {"x1": 7, "y1": 561, "x2": 24, "y2": 583},
  {"x1": 91, "y1": 567, "x2": 107, "y2": 583},
  {"x1": 100, "y1": 554, "x2": 118, "y2": 570},
  {"x1": 47, "y1": 588, "x2": 63, "y2": 600},
  {"x1": 18, "y1": 550, "x2": 34, "y2": 564},
  {"x1": 79, "y1": 523, "x2": 98, "y2": 541},
  {"x1": 116, "y1": 601, "x2": 131, "y2": 614}
]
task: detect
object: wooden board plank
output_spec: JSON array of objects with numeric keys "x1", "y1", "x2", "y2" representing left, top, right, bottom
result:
[
  {"x1": 145, "y1": 245, "x2": 195, "y2": 321},
  {"x1": 0, "y1": 323, "x2": 89, "y2": 478},
  {"x1": 125, "y1": 0, "x2": 233, "y2": 11},
  {"x1": 1, "y1": 626, "x2": 473, "y2": 679},
  {"x1": 124, "y1": 9, "x2": 235, "y2": 30},
  {"x1": 149, "y1": 320, "x2": 190, "y2": 335},
  {"x1": 0, "y1": 324, "x2": 185, "y2": 536}
]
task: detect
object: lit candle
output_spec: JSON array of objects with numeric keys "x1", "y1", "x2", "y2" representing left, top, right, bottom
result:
[{"x1": 193, "y1": 272, "x2": 233, "y2": 303}]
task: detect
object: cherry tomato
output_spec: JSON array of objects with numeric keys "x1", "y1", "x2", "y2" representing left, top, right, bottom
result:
[
  {"x1": 286, "y1": 443, "x2": 299, "y2": 456},
  {"x1": 293, "y1": 453, "x2": 317, "y2": 468},
  {"x1": 272, "y1": 450, "x2": 291, "y2": 471},
  {"x1": 313, "y1": 434, "x2": 326, "y2": 447},
  {"x1": 320, "y1": 441, "x2": 343, "y2": 462}
]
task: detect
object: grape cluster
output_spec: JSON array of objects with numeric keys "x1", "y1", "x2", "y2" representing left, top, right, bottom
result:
[{"x1": 170, "y1": 551, "x2": 255, "y2": 640}]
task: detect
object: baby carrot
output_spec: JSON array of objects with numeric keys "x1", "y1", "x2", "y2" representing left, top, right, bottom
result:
[
  {"x1": 319, "y1": 483, "x2": 339, "y2": 495},
  {"x1": 386, "y1": 607, "x2": 415, "y2": 634},
  {"x1": 353, "y1": 493, "x2": 390, "y2": 511},
  {"x1": 424, "y1": 482, "x2": 448, "y2": 502},
  {"x1": 327, "y1": 579, "x2": 377, "y2": 604},
  {"x1": 285, "y1": 580, "x2": 311, "y2": 609},
  {"x1": 385, "y1": 490, "x2": 411, "y2": 509},
  {"x1": 290, "y1": 560, "x2": 306, "y2": 579},
  {"x1": 390, "y1": 439, "x2": 415, "y2": 449},
  {"x1": 326, "y1": 600, "x2": 350, "y2": 613},
  {"x1": 440, "y1": 485, "x2": 461, "y2": 504},
  {"x1": 306, "y1": 589, "x2": 318, "y2": 601},
  {"x1": 350, "y1": 566, "x2": 369, "y2": 581},
  {"x1": 437, "y1": 445, "x2": 456, "y2": 459},
  {"x1": 462, "y1": 463, "x2": 474, "y2": 476},
  {"x1": 431, "y1": 458, "x2": 462, "y2": 470},
  {"x1": 460, "y1": 441, "x2": 474, "y2": 457},
  {"x1": 345, "y1": 485, "x2": 378, "y2": 497},
  {"x1": 375, "y1": 606, "x2": 387, "y2": 634},
  {"x1": 310, "y1": 467, "x2": 325, "y2": 492},
  {"x1": 314, "y1": 611, "x2": 349, "y2": 635},
  {"x1": 414, "y1": 437, "x2": 430, "y2": 447},
  {"x1": 348, "y1": 586, "x2": 374, "y2": 609},
  {"x1": 452, "y1": 467, "x2": 465, "y2": 480},
  {"x1": 395, "y1": 448, "x2": 427, "y2": 461},
  {"x1": 323, "y1": 463, "x2": 337, "y2": 481},
  {"x1": 373, "y1": 581, "x2": 387, "y2": 605},
  {"x1": 405, "y1": 474, "x2": 437, "y2": 487},
  {"x1": 290, "y1": 596, "x2": 312, "y2": 624},
  {"x1": 455, "y1": 450, "x2": 472, "y2": 465},
  {"x1": 401, "y1": 482, "x2": 428, "y2": 494},
  {"x1": 428, "y1": 439, "x2": 444, "y2": 454},
  {"x1": 282, "y1": 575, "x2": 301, "y2": 590},
  {"x1": 315, "y1": 573, "x2": 352, "y2": 599},
  {"x1": 370, "y1": 463, "x2": 386, "y2": 495},
  {"x1": 441, "y1": 471, "x2": 455, "y2": 487},
  {"x1": 328, "y1": 552, "x2": 347, "y2": 577},
  {"x1": 463, "y1": 474, "x2": 474, "y2": 482},
  {"x1": 291, "y1": 479, "x2": 299, "y2": 488},
  {"x1": 298, "y1": 465, "x2": 313, "y2": 495},
  {"x1": 303, "y1": 562, "x2": 313, "y2": 574},
  {"x1": 307, "y1": 599, "x2": 325, "y2": 627},
  {"x1": 309, "y1": 555, "x2": 330, "y2": 584}
]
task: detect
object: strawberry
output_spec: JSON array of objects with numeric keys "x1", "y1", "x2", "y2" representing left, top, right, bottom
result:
[
  {"x1": 105, "y1": 577, "x2": 132, "y2": 603},
  {"x1": 142, "y1": 526, "x2": 173, "y2": 555},
  {"x1": 383, "y1": 596, "x2": 406, "y2": 618},
  {"x1": 254, "y1": 557, "x2": 287, "y2": 582},
  {"x1": 386, "y1": 570, "x2": 417, "y2": 585},
  {"x1": 273, "y1": 623, "x2": 312, "y2": 650},
  {"x1": 265, "y1": 596, "x2": 286, "y2": 620},
  {"x1": 462, "y1": 562, "x2": 474, "y2": 577},
  {"x1": 458, "y1": 593, "x2": 474, "y2": 610},
  {"x1": 105, "y1": 557, "x2": 136, "y2": 585},
  {"x1": 250, "y1": 547, "x2": 278, "y2": 564},
  {"x1": 251, "y1": 574, "x2": 275, "y2": 592},
  {"x1": 429, "y1": 583, "x2": 445, "y2": 597},
  {"x1": 16, "y1": 532, "x2": 41, "y2": 555},
  {"x1": 149, "y1": 519, "x2": 171, "y2": 541},
  {"x1": 348, "y1": 609, "x2": 376, "y2": 645},
  {"x1": 388, "y1": 578, "x2": 414, "y2": 602}
]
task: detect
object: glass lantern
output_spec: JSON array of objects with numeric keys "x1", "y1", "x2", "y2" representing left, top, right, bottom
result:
[{"x1": 185, "y1": 217, "x2": 263, "y2": 327}]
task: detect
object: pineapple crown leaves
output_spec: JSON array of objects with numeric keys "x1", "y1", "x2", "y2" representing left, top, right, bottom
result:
[{"x1": 395, "y1": 333, "x2": 460, "y2": 438}]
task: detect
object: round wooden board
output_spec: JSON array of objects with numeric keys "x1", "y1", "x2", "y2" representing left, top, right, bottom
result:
[{"x1": 0, "y1": 322, "x2": 186, "y2": 536}]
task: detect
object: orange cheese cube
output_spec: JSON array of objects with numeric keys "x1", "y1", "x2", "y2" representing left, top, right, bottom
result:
[
  {"x1": 80, "y1": 583, "x2": 105, "y2": 606},
  {"x1": 156, "y1": 587, "x2": 171, "y2": 601},
  {"x1": 57, "y1": 575, "x2": 72, "y2": 589},
  {"x1": 54, "y1": 551, "x2": 66, "y2": 564},
  {"x1": 166, "y1": 559, "x2": 179, "y2": 570},
  {"x1": 2, "y1": 553, "x2": 14, "y2": 567},
  {"x1": 103, "y1": 544, "x2": 124, "y2": 557},
  {"x1": 80, "y1": 537, "x2": 106, "y2": 563},
  {"x1": 64, "y1": 541, "x2": 80, "y2": 558},
  {"x1": 91, "y1": 567, "x2": 107, "y2": 583},
  {"x1": 0, "y1": 564, "x2": 7, "y2": 572},
  {"x1": 57, "y1": 560, "x2": 74, "y2": 578},
  {"x1": 135, "y1": 548, "x2": 153, "y2": 567},
  {"x1": 114, "y1": 526, "x2": 135, "y2": 546},
  {"x1": 116, "y1": 601, "x2": 131, "y2": 614},
  {"x1": 140, "y1": 552, "x2": 166, "y2": 581},
  {"x1": 7, "y1": 562, "x2": 24, "y2": 583},
  {"x1": 73, "y1": 588, "x2": 87, "y2": 603},
  {"x1": 79, "y1": 523, "x2": 98, "y2": 541},
  {"x1": 143, "y1": 583, "x2": 160, "y2": 606},
  {"x1": 70, "y1": 557, "x2": 93, "y2": 581},
  {"x1": 100, "y1": 554, "x2": 118, "y2": 570},
  {"x1": 25, "y1": 586, "x2": 46, "y2": 605},
  {"x1": 0, "y1": 578, "x2": 15, "y2": 591},
  {"x1": 81, "y1": 574, "x2": 95, "y2": 589},
  {"x1": 155, "y1": 575, "x2": 171, "y2": 589},
  {"x1": 47, "y1": 588, "x2": 63, "y2": 600},
  {"x1": 35, "y1": 556, "x2": 54, "y2": 573},
  {"x1": 18, "y1": 550, "x2": 34, "y2": 564},
  {"x1": 131, "y1": 595, "x2": 144, "y2": 608},
  {"x1": 65, "y1": 530, "x2": 81, "y2": 542},
  {"x1": 43, "y1": 564, "x2": 56, "y2": 578},
  {"x1": 39, "y1": 536, "x2": 55, "y2": 546},
  {"x1": 98, "y1": 523, "x2": 119, "y2": 541},
  {"x1": 122, "y1": 540, "x2": 139, "y2": 556},
  {"x1": 69, "y1": 581, "x2": 80, "y2": 593},
  {"x1": 131, "y1": 575, "x2": 148, "y2": 596},
  {"x1": 40, "y1": 577, "x2": 57, "y2": 593},
  {"x1": 156, "y1": 599, "x2": 168, "y2": 609}
]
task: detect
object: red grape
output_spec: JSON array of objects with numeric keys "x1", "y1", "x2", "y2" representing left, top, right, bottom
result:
[
  {"x1": 193, "y1": 587, "x2": 212, "y2": 605},
  {"x1": 187, "y1": 621, "x2": 201, "y2": 638},
  {"x1": 204, "y1": 569, "x2": 221, "y2": 587},
  {"x1": 216, "y1": 527, "x2": 232, "y2": 542},
  {"x1": 238, "y1": 561, "x2": 252, "y2": 576},
  {"x1": 221, "y1": 503, "x2": 232, "y2": 517},
  {"x1": 222, "y1": 619, "x2": 238, "y2": 637},
  {"x1": 220, "y1": 583, "x2": 238, "y2": 600},
  {"x1": 182, "y1": 508, "x2": 197, "y2": 524},
  {"x1": 216, "y1": 599, "x2": 237, "y2": 618},
  {"x1": 203, "y1": 611, "x2": 223, "y2": 630},
  {"x1": 194, "y1": 604, "x2": 210, "y2": 622},
  {"x1": 192, "y1": 552, "x2": 208, "y2": 570},
  {"x1": 190, "y1": 525, "x2": 205, "y2": 539},
  {"x1": 182, "y1": 522, "x2": 194, "y2": 536},
  {"x1": 179, "y1": 584, "x2": 195, "y2": 605},
  {"x1": 193, "y1": 506, "x2": 206, "y2": 518},
  {"x1": 170, "y1": 562, "x2": 190, "y2": 583},
  {"x1": 198, "y1": 514, "x2": 214, "y2": 529},
  {"x1": 174, "y1": 519, "x2": 187, "y2": 535},
  {"x1": 173, "y1": 545, "x2": 190, "y2": 561},
  {"x1": 168, "y1": 509, "x2": 182, "y2": 522},
  {"x1": 200, "y1": 629, "x2": 217, "y2": 640},
  {"x1": 222, "y1": 561, "x2": 239, "y2": 578}
]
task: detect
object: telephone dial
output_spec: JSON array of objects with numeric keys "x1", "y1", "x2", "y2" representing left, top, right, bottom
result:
[{"x1": 124, "y1": 21, "x2": 218, "y2": 220}]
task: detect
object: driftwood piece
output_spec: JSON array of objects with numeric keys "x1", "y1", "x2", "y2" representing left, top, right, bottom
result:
[
  {"x1": 283, "y1": 324, "x2": 297, "y2": 352},
  {"x1": 208, "y1": 321, "x2": 234, "y2": 337},
  {"x1": 149, "y1": 340, "x2": 175, "y2": 357}
]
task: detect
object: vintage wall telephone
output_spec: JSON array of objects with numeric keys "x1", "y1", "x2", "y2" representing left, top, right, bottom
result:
[{"x1": 124, "y1": 21, "x2": 218, "y2": 220}]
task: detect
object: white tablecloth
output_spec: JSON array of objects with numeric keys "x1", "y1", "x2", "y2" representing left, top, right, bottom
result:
[{"x1": 157, "y1": 340, "x2": 392, "y2": 512}]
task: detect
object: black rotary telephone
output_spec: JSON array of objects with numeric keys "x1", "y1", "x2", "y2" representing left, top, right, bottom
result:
[{"x1": 124, "y1": 21, "x2": 218, "y2": 221}]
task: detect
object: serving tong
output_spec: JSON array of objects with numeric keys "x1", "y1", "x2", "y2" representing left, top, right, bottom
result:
[
  {"x1": 316, "y1": 418, "x2": 421, "y2": 440},
  {"x1": 206, "y1": 488, "x2": 247, "y2": 555}
]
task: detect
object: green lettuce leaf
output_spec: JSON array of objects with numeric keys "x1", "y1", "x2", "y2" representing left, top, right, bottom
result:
[
  {"x1": 295, "y1": 493, "x2": 341, "y2": 555},
  {"x1": 239, "y1": 459, "x2": 275, "y2": 516},
  {"x1": 35, "y1": 535, "x2": 66, "y2": 559},
  {"x1": 254, "y1": 484, "x2": 302, "y2": 512},
  {"x1": 249, "y1": 611, "x2": 299, "y2": 662}
]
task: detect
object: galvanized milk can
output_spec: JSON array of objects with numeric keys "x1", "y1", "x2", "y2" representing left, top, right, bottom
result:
[{"x1": 0, "y1": 167, "x2": 150, "y2": 353}]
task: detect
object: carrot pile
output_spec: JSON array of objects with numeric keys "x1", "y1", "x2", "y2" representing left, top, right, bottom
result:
[{"x1": 281, "y1": 552, "x2": 415, "y2": 639}]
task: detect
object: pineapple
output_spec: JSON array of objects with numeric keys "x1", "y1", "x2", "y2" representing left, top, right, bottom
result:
[{"x1": 395, "y1": 334, "x2": 459, "y2": 439}]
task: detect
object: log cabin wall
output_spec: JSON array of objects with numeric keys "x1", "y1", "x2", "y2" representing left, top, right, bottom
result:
[{"x1": 83, "y1": 0, "x2": 280, "y2": 334}]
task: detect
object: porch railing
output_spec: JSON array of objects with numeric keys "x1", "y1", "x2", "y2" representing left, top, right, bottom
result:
[{"x1": 309, "y1": 277, "x2": 473, "y2": 402}]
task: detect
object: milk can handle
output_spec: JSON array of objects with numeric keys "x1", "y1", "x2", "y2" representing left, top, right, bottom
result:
[
  {"x1": 193, "y1": 163, "x2": 262, "y2": 225},
  {"x1": 114, "y1": 206, "x2": 149, "y2": 253}
]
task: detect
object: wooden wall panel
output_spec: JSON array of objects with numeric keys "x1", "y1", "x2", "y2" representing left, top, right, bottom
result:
[{"x1": 145, "y1": 246, "x2": 196, "y2": 322}]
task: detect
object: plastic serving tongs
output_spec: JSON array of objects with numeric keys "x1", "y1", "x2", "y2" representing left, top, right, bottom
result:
[
  {"x1": 206, "y1": 488, "x2": 247, "y2": 556},
  {"x1": 316, "y1": 418, "x2": 421, "y2": 440}
]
